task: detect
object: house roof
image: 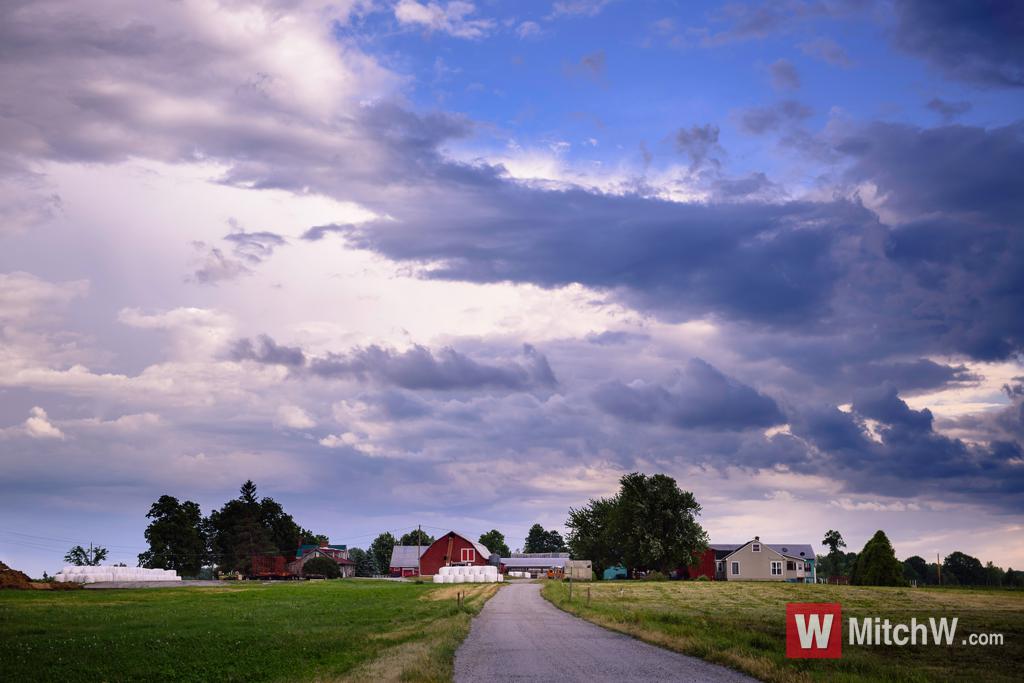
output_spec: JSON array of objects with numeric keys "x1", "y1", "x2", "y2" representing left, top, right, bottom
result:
[
  {"x1": 302, "y1": 548, "x2": 355, "y2": 565},
  {"x1": 297, "y1": 543, "x2": 347, "y2": 558},
  {"x1": 715, "y1": 541, "x2": 816, "y2": 561}
]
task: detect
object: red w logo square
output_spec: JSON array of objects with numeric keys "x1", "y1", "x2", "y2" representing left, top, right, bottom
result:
[{"x1": 786, "y1": 603, "x2": 842, "y2": 658}]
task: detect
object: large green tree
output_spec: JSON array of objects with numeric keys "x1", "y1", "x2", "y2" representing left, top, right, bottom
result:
[
  {"x1": 369, "y1": 532, "x2": 397, "y2": 575},
  {"x1": 137, "y1": 495, "x2": 208, "y2": 575},
  {"x1": 850, "y1": 530, "x2": 904, "y2": 586},
  {"x1": 942, "y1": 551, "x2": 985, "y2": 586},
  {"x1": 611, "y1": 472, "x2": 708, "y2": 574},
  {"x1": 565, "y1": 472, "x2": 708, "y2": 577},
  {"x1": 566, "y1": 497, "x2": 619, "y2": 579},
  {"x1": 478, "y1": 529, "x2": 510, "y2": 558},
  {"x1": 523, "y1": 524, "x2": 567, "y2": 553}
]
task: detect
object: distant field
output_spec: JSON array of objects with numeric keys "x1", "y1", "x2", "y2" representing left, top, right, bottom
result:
[
  {"x1": 543, "y1": 580, "x2": 1024, "y2": 683},
  {"x1": 0, "y1": 580, "x2": 496, "y2": 682}
]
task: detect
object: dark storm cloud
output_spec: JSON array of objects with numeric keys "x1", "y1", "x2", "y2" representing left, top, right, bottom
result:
[
  {"x1": 344, "y1": 188, "x2": 871, "y2": 328},
  {"x1": 892, "y1": 0, "x2": 1024, "y2": 88},
  {"x1": 592, "y1": 358, "x2": 785, "y2": 431},
  {"x1": 310, "y1": 343, "x2": 557, "y2": 391},
  {"x1": 788, "y1": 389, "x2": 1024, "y2": 509},
  {"x1": 231, "y1": 336, "x2": 557, "y2": 392}
]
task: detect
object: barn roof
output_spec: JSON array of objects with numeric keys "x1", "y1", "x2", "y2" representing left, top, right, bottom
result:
[
  {"x1": 389, "y1": 545, "x2": 426, "y2": 568},
  {"x1": 501, "y1": 557, "x2": 569, "y2": 569}
]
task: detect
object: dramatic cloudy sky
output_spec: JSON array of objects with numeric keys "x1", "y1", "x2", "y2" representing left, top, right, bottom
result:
[{"x1": 2, "y1": 0, "x2": 1023, "y2": 576}]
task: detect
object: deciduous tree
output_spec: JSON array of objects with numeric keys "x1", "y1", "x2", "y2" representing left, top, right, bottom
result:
[
  {"x1": 478, "y1": 529, "x2": 510, "y2": 558},
  {"x1": 137, "y1": 495, "x2": 207, "y2": 575},
  {"x1": 64, "y1": 544, "x2": 108, "y2": 566}
]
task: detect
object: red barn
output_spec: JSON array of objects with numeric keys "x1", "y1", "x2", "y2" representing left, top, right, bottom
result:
[{"x1": 418, "y1": 531, "x2": 493, "y2": 576}]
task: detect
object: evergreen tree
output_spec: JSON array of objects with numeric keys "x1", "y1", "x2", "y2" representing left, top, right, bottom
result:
[
  {"x1": 348, "y1": 547, "x2": 377, "y2": 577},
  {"x1": 850, "y1": 530, "x2": 904, "y2": 586}
]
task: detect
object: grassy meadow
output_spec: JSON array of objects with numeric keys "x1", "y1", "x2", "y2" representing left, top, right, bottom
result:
[
  {"x1": 0, "y1": 580, "x2": 497, "y2": 682},
  {"x1": 543, "y1": 580, "x2": 1023, "y2": 683}
]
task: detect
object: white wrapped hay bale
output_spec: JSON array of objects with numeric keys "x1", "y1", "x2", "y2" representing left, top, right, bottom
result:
[
  {"x1": 497, "y1": 574, "x2": 504, "y2": 582},
  {"x1": 433, "y1": 574, "x2": 444, "y2": 583}
]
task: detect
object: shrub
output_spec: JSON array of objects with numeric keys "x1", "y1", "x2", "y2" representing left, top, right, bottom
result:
[
  {"x1": 302, "y1": 556, "x2": 341, "y2": 579},
  {"x1": 695, "y1": 574, "x2": 710, "y2": 581},
  {"x1": 646, "y1": 571, "x2": 668, "y2": 581}
]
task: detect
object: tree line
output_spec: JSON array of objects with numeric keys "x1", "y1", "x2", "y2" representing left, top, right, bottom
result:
[
  {"x1": 136, "y1": 480, "x2": 326, "y2": 575},
  {"x1": 819, "y1": 529, "x2": 1024, "y2": 587}
]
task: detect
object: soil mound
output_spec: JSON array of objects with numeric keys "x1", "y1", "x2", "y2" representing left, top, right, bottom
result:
[{"x1": 0, "y1": 560, "x2": 33, "y2": 589}]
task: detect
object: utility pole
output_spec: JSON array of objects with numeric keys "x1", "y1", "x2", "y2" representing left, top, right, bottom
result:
[
  {"x1": 937, "y1": 552, "x2": 942, "y2": 586},
  {"x1": 417, "y1": 524, "x2": 422, "y2": 578}
]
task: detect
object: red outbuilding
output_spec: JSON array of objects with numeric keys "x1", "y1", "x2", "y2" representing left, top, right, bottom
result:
[
  {"x1": 390, "y1": 531, "x2": 493, "y2": 577},
  {"x1": 680, "y1": 548, "x2": 718, "y2": 580}
]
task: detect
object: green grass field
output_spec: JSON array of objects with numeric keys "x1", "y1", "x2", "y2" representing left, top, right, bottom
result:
[
  {"x1": 543, "y1": 580, "x2": 1023, "y2": 682},
  {"x1": 0, "y1": 580, "x2": 496, "y2": 682}
]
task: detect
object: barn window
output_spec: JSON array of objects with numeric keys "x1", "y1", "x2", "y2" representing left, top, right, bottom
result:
[
  {"x1": 716, "y1": 560, "x2": 724, "y2": 573},
  {"x1": 731, "y1": 561, "x2": 740, "y2": 576},
  {"x1": 461, "y1": 548, "x2": 476, "y2": 562},
  {"x1": 751, "y1": 543, "x2": 761, "y2": 552},
  {"x1": 786, "y1": 561, "x2": 796, "y2": 571},
  {"x1": 771, "y1": 561, "x2": 783, "y2": 576}
]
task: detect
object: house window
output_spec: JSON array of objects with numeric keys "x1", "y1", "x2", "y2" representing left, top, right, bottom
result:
[
  {"x1": 771, "y1": 561, "x2": 783, "y2": 576},
  {"x1": 752, "y1": 543, "x2": 761, "y2": 552},
  {"x1": 786, "y1": 561, "x2": 796, "y2": 571},
  {"x1": 805, "y1": 562, "x2": 812, "y2": 572},
  {"x1": 731, "y1": 561, "x2": 740, "y2": 576},
  {"x1": 716, "y1": 560, "x2": 724, "y2": 574},
  {"x1": 460, "y1": 547, "x2": 476, "y2": 563}
]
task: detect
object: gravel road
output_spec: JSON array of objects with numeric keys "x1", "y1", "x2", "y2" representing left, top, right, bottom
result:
[{"x1": 454, "y1": 582, "x2": 757, "y2": 682}]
